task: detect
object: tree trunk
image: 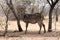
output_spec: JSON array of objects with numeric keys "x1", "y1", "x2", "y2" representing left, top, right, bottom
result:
[
  {"x1": 48, "y1": 7, "x2": 54, "y2": 32},
  {"x1": 56, "y1": 13, "x2": 58, "y2": 21},
  {"x1": 17, "y1": 19, "x2": 23, "y2": 32},
  {"x1": 4, "y1": 15, "x2": 8, "y2": 35},
  {"x1": 47, "y1": 0, "x2": 59, "y2": 32},
  {"x1": 56, "y1": 7, "x2": 58, "y2": 21},
  {"x1": 5, "y1": 0, "x2": 23, "y2": 32}
]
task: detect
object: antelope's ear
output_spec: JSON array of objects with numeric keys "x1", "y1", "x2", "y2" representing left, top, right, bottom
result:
[
  {"x1": 24, "y1": 15, "x2": 26, "y2": 19},
  {"x1": 24, "y1": 15, "x2": 28, "y2": 18}
]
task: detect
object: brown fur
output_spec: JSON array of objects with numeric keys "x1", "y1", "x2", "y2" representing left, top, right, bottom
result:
[{"x1": 22, "y1": 13, "x2": 46, "y2": 34}]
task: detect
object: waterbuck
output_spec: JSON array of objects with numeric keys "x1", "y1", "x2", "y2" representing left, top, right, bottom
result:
[{"x1": 22, "y1": 6, "x2": 46, "y2": 34}]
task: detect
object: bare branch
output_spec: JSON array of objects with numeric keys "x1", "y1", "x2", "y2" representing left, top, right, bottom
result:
[
  {"x1": 5, "y1": 0, "x2": 18, "y2": 19},
  {"x1": 47, "y1": 0, "x2": 52, "y2": 6},
  {"x1": 0, "y1": 4, "x2": 9, "y2": 35},
  {"x1": 0, "y1": 4, "x2": 7, "y2": 16},
  {"x1": 6, "y1": 0, "x2": 13, "y2": 10},
  {"x1": 40, "y1": 6, "x2": 45, "y2": 14},
  {"x1": 51, "y1": 0, "x2": 54, "y2": 4},
  {"x1": 47, "y1": 0, "x2": 59, "y2": 7},
  {"x1": 54, "y1": 0, "x2": 59, "y2": 5},
  {"x1": 5, "y1": 0, "x2": 10, "y2": 7}
]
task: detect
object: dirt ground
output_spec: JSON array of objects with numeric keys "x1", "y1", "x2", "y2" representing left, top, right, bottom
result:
[{"x1": 0, "y1": 16, "x2": 60, "y2": 40}]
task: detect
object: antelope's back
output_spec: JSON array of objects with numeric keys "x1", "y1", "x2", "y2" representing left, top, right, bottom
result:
[{"x1": 23, "y1": 13, "x2": 44, "y2": 24}]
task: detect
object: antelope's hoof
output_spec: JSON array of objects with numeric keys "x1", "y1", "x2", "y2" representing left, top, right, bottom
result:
[
  {"x1": 25, "y1": 33, "x2": 26, "y2": 34},
  {"x1": 38, "y1": 31, "x2": 41, "y2": 34},
  {"x1": 44, "y1": 31, "x2": 46, "y2": 33},
  {"x1": 39, "y1": 32, "x2": 41, "y2": 34},
  {"x1": 25, "y1": 31, "x2": 27, "y2": 34}
]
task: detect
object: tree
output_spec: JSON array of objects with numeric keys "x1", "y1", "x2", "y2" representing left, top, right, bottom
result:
[
  {"x1": 55, "y1": 4, "x2": 59, "y2": 22},
  {"x1": 47, "y1": 0, "x2": 59, "y2": 32},
  {"x1": 0, "y1": 4, "x2": 9, "y2": 35},
  {"x1": 5, "y1": 0, "x2": 23, "y2": 32}
]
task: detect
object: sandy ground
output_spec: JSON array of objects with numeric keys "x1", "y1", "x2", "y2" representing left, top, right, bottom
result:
[{"x1": 0, "y1": 16, "x2": 60, "y2": 40}]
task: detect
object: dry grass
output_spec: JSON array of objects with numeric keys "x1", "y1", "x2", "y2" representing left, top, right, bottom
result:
[{"x1": 0, "y1": 16, "x2": 60, "y2": 40}]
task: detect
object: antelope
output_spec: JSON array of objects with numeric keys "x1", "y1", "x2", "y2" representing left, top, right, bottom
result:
[{"x1": 23, "y1": 6, "x2": 46, "y2": 34}]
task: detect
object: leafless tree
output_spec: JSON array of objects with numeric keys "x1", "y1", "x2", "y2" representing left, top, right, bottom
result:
[
  {"x1": 0, "y1": 4, "x2": 10, "y2": 35},
  {"x1": 47, "y1": 0, "x2": 59, "y2": 32},
  {"x1": 5, "y1": 0, "x2": 23, "y2": 32}
]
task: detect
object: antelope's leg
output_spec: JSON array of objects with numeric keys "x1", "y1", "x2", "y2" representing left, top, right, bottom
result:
[
  {"x1": 38, "y1": 22, "x2": 42, "y2": 34},
  {"x1": 42, "y1": 23, "x2": 46, "y2": 33},
  {"x1": 25, "y1": 22, "x2": 29, "y2": 34}
]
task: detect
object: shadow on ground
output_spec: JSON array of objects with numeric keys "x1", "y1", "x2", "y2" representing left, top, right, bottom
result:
[{"x1": 0, "y1": 31, "x2": 60, "y2": 37}]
